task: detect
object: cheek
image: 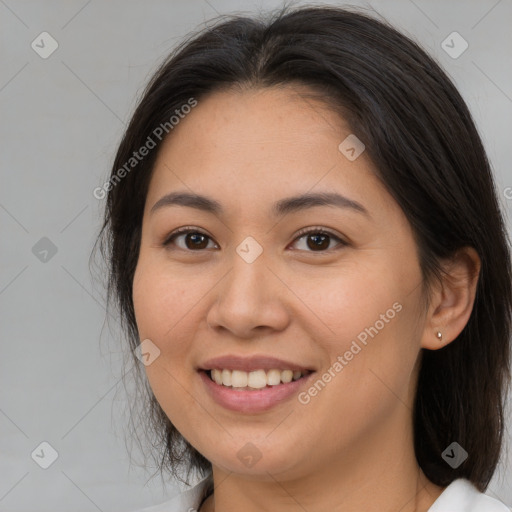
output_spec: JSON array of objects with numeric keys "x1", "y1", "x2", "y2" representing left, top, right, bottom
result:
[
  {"x1": 132, "y1": 261, "x2": 202, "y2": 431},
  {"x1": 295, "y1": 262, "x2": 402, "y2": 351},
  {"x1": 299, "y1": 306, "x2": 419, "y2": 452},
  {"x1": 298, "y1": 260, "x2": 421, "y2": 412},
  {"x1": 132, "y1": 258, "x2": 200, "y2": 350}
]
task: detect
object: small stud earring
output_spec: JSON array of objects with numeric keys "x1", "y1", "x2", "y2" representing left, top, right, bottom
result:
[{"x1": 436, "y1": 331, "x2": 443, "y2": 340}]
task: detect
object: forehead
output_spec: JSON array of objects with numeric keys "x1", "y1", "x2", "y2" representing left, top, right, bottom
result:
[{"x1": 145, "y1": 86, "x2": 394, "y2": 222}]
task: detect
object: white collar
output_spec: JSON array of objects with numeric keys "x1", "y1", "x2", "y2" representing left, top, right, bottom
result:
[
  {"x1": 428, "y1": 478, "x2": 510, "y2": 511},
  {"x1": 133, "y1": 475, "x2": 510, "y2": 511}
]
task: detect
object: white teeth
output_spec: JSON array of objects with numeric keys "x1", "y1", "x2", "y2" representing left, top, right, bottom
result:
[
  {"x1": 247, "y1": 370, "x2": 267, "y2": 389},
  {"x1": 208, "y1": 368, "x2": 308, "y2": 389},
  {"x1": 266, "y1": 369, "x2": 281, "y2": 386},
  {"x1": 212, "y1": 368, "x2": 223, "y2": 385},
  {"x1": 231, "y1": 370, "x2": 248, "y2": 388},
  {"x1": 221, "y1": 369, "x2": 232, "y2": 386},
  {"x1": 281, "y1": 370, "x2": 293, "y2": 383}
]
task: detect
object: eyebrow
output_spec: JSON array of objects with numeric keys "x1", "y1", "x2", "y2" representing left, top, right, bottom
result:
[{"x1": 150, "y1": 191, "x2": 370, "y2": 218}]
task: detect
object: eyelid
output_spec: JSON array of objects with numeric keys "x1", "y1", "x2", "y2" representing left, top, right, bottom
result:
[
  {"x1": 292, "y1": 226, "x2": 345, "y2": 243},
  {"x1": 162, "y1": 226, "x2": 347, "y2": 252}
]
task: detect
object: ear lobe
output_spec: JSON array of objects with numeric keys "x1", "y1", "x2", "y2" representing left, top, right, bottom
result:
[{"x1": 420, "y1": 246, "x2": 481, "y2": 351}]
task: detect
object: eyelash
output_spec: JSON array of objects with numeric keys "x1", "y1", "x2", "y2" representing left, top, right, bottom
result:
[{"x1": 162, "y1": 226, "x2": 347, "y2": 253}]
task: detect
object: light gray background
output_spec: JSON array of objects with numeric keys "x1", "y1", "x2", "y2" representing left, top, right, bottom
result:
[{"x1": 1, "y1": 0, "x2": 511, "y2": 510}]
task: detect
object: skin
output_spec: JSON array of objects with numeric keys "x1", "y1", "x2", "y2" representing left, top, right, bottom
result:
[{"x1": 132, "y1": 85, "x2": 481, "y2": 512}]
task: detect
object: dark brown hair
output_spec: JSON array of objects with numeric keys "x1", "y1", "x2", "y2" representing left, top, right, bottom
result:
[{"x1": 94, "y1": 4, "x2": 512, "y2": 491}]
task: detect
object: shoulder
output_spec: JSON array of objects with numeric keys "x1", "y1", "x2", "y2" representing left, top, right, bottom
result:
[
  {"x1": 128, "y1": 473, "x2": 213, "y2": 512},
  {"x1": 429, "y1": 478, "x2": 510, "y2": 512}
]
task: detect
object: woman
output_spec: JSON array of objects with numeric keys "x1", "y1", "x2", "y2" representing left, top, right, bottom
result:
[{"x1": 95, "y1": 5, "x2": 511, "y2": 511}]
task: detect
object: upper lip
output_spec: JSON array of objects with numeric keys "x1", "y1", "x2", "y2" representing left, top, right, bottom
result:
[{"x1": 198, "y1": 355, "x2": 315, "y2": 373}]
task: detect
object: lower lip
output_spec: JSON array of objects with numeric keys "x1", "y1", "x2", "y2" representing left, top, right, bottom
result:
[{"x1": 199, "y1": 370, "x2": 315, "y2": 413}]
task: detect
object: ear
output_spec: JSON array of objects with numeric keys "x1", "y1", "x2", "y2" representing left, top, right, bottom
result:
[{"x1": 421, "y1": 246, "x2": 481, "y2": 350}]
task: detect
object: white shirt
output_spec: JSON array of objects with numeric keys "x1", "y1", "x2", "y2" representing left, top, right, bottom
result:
[{"x1": 131, "y1": 473, "x2": 511, "y2": 511}]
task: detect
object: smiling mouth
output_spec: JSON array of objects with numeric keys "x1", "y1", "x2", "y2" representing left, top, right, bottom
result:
[{"x1": 205, "y1": 368, "x2": 313, "y2": 390}]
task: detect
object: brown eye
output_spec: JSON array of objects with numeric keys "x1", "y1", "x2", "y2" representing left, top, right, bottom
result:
[
  {"x1": 291, "y1": 229, "x2": 346, "y2": 252},
  {"x1": 163, "y1": 228, "x2": 217, "y2": 251},
  {"x1": 306, "y1": 233, "x2": 329, "y2": 251},
  {"x1": 163, "y1": 227, "x2": 346, "y2": 253},
  {"x1": 183, "y1": 232, "x2": 210, "y2": 250}
]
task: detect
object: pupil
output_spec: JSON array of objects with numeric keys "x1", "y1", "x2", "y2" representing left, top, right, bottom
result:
[
  {"x1": 308, "y1": 234, "x2": 328, "y2": 251},
  {"x1": 187, "y1": 233, "x2": 208, "y2": 249}
]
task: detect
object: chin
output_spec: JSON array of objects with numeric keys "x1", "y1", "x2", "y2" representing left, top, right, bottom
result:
[{"x1": 206, "y1": 438, "x2": 308, "y2": 480}]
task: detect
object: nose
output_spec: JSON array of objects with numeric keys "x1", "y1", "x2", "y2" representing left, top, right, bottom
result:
[{"x1": 206, "y1": 247, "x2": 290, "y2": 339}]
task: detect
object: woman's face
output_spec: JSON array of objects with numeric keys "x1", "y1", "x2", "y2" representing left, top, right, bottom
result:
[{"x1": 132, "y1": 86, "x2": 429, "y2": 480}]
